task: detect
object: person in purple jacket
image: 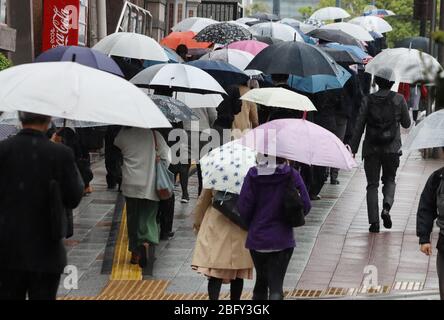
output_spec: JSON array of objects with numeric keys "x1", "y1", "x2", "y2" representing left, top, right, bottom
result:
[{"x1": 238, "y1": 155, "x2": 311, "y2": 300}]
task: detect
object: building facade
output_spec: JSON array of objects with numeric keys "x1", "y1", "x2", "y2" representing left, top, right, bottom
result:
[
  {"x1": 252, "y1": 0, "x2": 320, "y2": 19},
  {"x1": 196, "y1": 0, "x2": 242, "y2": 21}
]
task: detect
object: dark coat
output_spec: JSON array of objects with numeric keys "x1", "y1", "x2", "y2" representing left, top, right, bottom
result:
[
  {"x1": 417, "y1": 167, "x2": 444, "y2": 244},
  {"x1": 0, "y1": 129, "x2": 84, "y2": 273},
  {"x1": 213, "y1": 85, "x2": 242, "y2": 129},
  {"x1": 350, "y1": 90, "x2": 411, "y2": 158}
]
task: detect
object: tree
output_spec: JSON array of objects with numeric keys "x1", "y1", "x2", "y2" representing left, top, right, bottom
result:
[
  {"x1": 0, "y1": 53, "x2": 12, "y2": 71},
  {"x1": 244, "y1": 2, "x2": 271, "y2": 16}
]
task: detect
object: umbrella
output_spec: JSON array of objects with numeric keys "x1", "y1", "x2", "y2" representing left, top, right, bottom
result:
[
  {"x1": 149, "y1": 94, "x2": 199, "y2": 123},
  {"x1": 325, "y1": 42, "x2": 370, "y2": 60},
  {"x1": 249, "y1": 12, "x2": 280, "y2": 21},
  {"x1": 200, "y1": 48, "x2": 254, "y2": 71},
  {"x1": 0, "y1": 62, "x2": 171, "y2": 129},
  {"x1": 200, "y1": 141, "x2": 257, "y2": 194},
  {"x1": 160, "y1": 31, "x2": 211, "y2": 50},
  {"x1": 363, "y1": 9, "x2": 396, "y2": 17},
  {"x1": 143, "y1": 46, "x2": 184, "y2": 68},
  {"x1": 172, "y1": 17, "x2": 218, "y2": 33},
  {"x1": 395, "y1": 37, "x2": 430, "y2": 53},
  {"x1": 194, "y1": 22, "x2": 252, "y2": 45},
  {"x1": 186, "y1": 60, "x2": 249, "y2": 87},
  {"x1": 321, "y1": 22, "x2": 374, "y2": 42},
  {"x1": 365, "y1": 48, "x2": 442, "y2": 84},
  {"x1": 92, "y1": 32, "x2": 168, "y2": 62},
  {"x1": 35, "y1": 46, "x2": 123, "y2": 76},
  {"x1": 253, "y1": 36, "x2": 284, "y2": 45},
  {"x1": 249, "y1": 22, "x2": 304, "y2": 42},
  {"x1": 403, "y1": 109, "x2": 444, "y2": 150},
  {"x1": 0, "y1": 124, "x2": 18, "y2": 141},
  {"x1": 240, "y1": 88, "x2": 316, "y2": 112},
  {"x1": 236, "y1": 17, "x2": 260, "y2": 25},
  {"x1": 301, "y1": 18, "x2": 325, "y2": 33},
  {"x1": 288, "y1": 64, "x2": 351, "y2": 93},
  {"x1": 228, "y1": 21, "x2": 250, "y2": 30},
  {"x1": 236, "y1": 119, "x2": 357, "y2": 170},
  {"x1": 279, "y1": 18, "x2": 302, "y2": 28},
  {"x1": 246, "y1": 41, "x2": 343, "y2": 77},
  {"x1": 348, "y1": 16, "x2": 393, "y2": 34},
  {"x1": 175, "y1": 92, "x2": 223, "y2": 109},
  {"x1": 308, "y1": 29, "x2": 366, "y2": 49},
  {"x1": 310, "y1": 7, "x2": 350, "y2": 21},
  {"x1": 320, "y1": 47, "x2": 363, "y2": 65},
  {"x1": 130, "y1": 63, "x2": 227, "y2": 95},
  {"x1": 227, "y1": 40, "x2": 269, "y2": 56}
]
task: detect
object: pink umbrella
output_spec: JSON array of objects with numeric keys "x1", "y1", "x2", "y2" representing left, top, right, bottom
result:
[
  {"x1": 236, "y1": 119, "x2": 357, "y2": 170},
  {"x1": 227, "y1": 40, "x2": 269, "y2": 56}
]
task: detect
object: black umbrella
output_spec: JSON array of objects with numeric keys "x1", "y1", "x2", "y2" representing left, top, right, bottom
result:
[
  {"x1": 395, "y1": 37, "x2": 430, "y2": 53},
  {"x1": 194, "y1": 22, "x2": 252, "y2": 46},
  {"x1": 307, "y1": 29, "x2": 366, "y2": 50},
  {"x1": 186, "y1": 60, "x2": 249, "y2": 88},
  {"x1": 149, "y1": 95, "x2": 199, "y2": 123},
  {"x1": 320, "y1": 47, "x2": 363, "y2": 65},
  {"x1": 254, "y1": 36, "x2": 284, "y2": 45},
  {"x1": 249, "y1": 12, "x2": 280, "y2": 21},
  {"x1": 246, "y1": 42, "x2": 341, "y2": 77}
]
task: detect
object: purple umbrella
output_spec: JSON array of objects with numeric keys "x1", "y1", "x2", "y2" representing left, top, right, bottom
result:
[{"x1": 35, "y1": 46, "x2": 124, "y2": 77}]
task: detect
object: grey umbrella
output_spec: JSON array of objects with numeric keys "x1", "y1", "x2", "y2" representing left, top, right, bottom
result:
[
  {"x1": 149, "y1": 95, "x2": 200, "y2": 123},
  {"x1": 194, "y1": 22, "x2": 252, "y2": 45}
]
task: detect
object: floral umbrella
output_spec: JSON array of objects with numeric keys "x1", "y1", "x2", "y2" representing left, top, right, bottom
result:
[
  {"x1": 195, "y1": 22, "x2": 252, "y2": 46},
  {"x1": 149, "y1": 94, "x2": 199, "y2": 123}
]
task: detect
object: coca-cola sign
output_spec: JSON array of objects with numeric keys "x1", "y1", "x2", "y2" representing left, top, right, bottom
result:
[{"x1": 42, "y1": 0, "x2": 80, "y2": 52}]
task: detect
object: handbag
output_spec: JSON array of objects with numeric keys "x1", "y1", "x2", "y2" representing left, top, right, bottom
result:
[
  {"x1": 153, "y1": 131, "x2": 174, "y2": 200},
  {"x1": 212, "y1": 191, "x2": 248, "y2": 231},
  {"x1": 283, "y1": 173, "x2": 306, "y2": 228}
]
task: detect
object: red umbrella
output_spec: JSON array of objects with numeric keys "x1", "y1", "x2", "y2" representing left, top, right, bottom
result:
[{"x1": 160, "y1": 31, "x2": 211, "y2": 50}]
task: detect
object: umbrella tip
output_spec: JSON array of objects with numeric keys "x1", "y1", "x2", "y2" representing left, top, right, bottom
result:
[{"x1": 72, "y1": 54, "x2": 77, "y2": 62}]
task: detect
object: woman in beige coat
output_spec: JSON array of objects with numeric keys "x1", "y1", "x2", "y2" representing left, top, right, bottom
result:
[
  {"x1": 231, "y1": 82, "x2": 260, "y2": 140},
  {"x1": 192, "y1": 188, "x2": 253, "y2": 300}
]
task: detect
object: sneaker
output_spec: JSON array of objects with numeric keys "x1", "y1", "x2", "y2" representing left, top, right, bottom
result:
[
  {"x1": 310, "y1": 194, "x2": 321, "y2": 201},
  {"x1": 330, "y1": 179, "x2": 340, "y2": 185},
  {"x1": 381, "y1": 209, "x2": 392, "y2": 229},
  {"x1": 369, "y1": 223, "x2": 380, "y2": 233},
  {"x1": 181, "y1": 197, "x2": 189, "y2": 203}
]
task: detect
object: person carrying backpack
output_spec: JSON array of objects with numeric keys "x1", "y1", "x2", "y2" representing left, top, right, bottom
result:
[
  {"x1": 350, "y1": 71, "x2": 411, "y2": 233},
  {"x1": 416, "y1": 167, "x2": 444, "y2": 300}
]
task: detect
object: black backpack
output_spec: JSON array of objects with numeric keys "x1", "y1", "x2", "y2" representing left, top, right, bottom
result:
[
  {"x1": 283, "y1": 173, "x2": 306, "y2": 228},
  {"x1": 365, "y1": 92, "x2": 398, "y2": 145}
]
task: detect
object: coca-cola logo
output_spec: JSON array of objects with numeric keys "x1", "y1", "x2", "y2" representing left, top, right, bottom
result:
[{"x1": 49, "y1": 5, "x2": 78, "y2": 48}]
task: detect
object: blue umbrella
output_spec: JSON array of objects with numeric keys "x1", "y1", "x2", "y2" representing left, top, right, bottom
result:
[
  {"x1": 35, "y1": 45, "x2": 123, "y2": 76},
  {"x1": 363, "y1": 9, "x2": 395, "y2": 17},
  {"x1": 143, "y1": 46, "x2": 184, "y2": 68},
  {"x1": 288, "y1": 64, "x2": 351, "y2": 94},
  {"x1": 186, "y1": 60, "x2": 249, "y2": 88},
  {"x1": 325, "y1": 42, "x2": 369, "y2": 60}
]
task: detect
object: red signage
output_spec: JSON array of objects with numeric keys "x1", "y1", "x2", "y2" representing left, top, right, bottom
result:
[{"x1": 42, "y1": 0, "x2": 80, "y2": 52}]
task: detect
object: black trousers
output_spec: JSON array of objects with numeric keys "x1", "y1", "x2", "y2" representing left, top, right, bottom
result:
[
  {"x1": 158, "y1": 193, "x2": 175, "y2": 236},
  {"x1": 105, "y1": 126, "x2": 122, "y2": 188},
  {"x1": 0, "y1": 269, "x2": 61, "y2": 300},
  {"x1": 250, "y1": 248, "x2": 294, "y2": 300}
]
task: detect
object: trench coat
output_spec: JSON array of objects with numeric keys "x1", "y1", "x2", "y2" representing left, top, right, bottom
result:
[{"x1": 232, "y1": 85, "x2": 259, "y2": 139}]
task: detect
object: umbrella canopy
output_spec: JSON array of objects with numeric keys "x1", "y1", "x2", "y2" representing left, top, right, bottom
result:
[
  {"x1": 365, "y1": 48, "x2": 442, "y2": 84},
  {"x1": 240, "y1": 88, "x2": 316, "y2": 112},
  {"x1": 320, "y1": 47, "x2": 363, "y2": 65},
  {"x1": 236, "y1": 17, "x2": 260, "y2": 25},
  {"x1": 227, "y1": 40, "x2": 269, "y2": 56},
  {"x1": 93, "y1": 32, "x2": 168, "y2": 62},
  {"x1": 321, "y1": 22, "x2": 374, "y2": 42},
  {"x1": 175, "y1": 92, "x2": 223, "y2": 109},
  {"x1": 172, "y1": 17, "x2": 218, "y2": 33},
  {"x1": 200, "y1": 48, "x2": 254, "y2": 71},
  {"x1": 279, "y1": 18, "x2": 302, "y2": 28},
  {"x1": 237, "y1": 119, "x2": 357, "y2": 170},
  {"x1": 249, "y1": 22, "x2": 304, "y2": 42},
  {"x1": 249, "y1": 12, "x2": 280, "y2": 21},
  {"x1": 130, "y1": 63, "x2": 227, "y2": 95},
  {"x1": 308, "y1": 29, "x2": 366, "y2": 49},
  {"x1": 143, "y1": 46, "x2": 184, "y2": 68},
  {"x1": 301, "y1": 18, "x2": 325, "y2": 33},
  {"x1": 194, "y1": 22, "x2": 252, "y2": 45},
  {"x1": 253, "y1": 36, "x2": 284, "y2": 45},
  {"x1": 149, "y1": 94, "x2": 199, "y2": 123},
  {"x1": 363, "y1": 9, "x2": 396, "y2": 17},
  {"x1": 35, "y1": 46, "x2": 123, "y2": 76},
  {"x1": 186, "y1": 60, "x2": 249, "y2": 87},
  {"x1": 325, "y1": 42, "x2": 370, "y2": 60},
  {"x1": 200, "y1": 141, "x2": 257, "y2": 194},
  {"x1": 403, "y1": 109, "x2": 444, "y2": 150},
  {"x1": 160, "y1": 31, "x2": 211, "y2": 50},
  {"x1": 395, "y1": 37, "x2": 430, "y2": 53},
  {"x1": 349, "y1": 16, "x2": 393, "y2": 34},
  {"x1": 246, "y1": 41, "x2": 342, "y2": 77},
  {"x1": 227, "y1": 21, "x2": 250, "y2": 29},
  {"x1": 310, "y1": 7, "x2": 350, "y2": 21},
  {"x1": 0, "y1": 62, "x2": 171, "y2": 129}
]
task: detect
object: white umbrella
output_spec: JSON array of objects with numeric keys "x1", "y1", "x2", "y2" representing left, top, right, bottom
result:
[
  {"x1": 93, "y1": 32, "x2": 168, "y2": 62},
  {"x1": 249, "y1": 22, "x2": 304, "y2": 42},
  {"x1": 228, "y1": 21, "x2": 250, "y2": 29},
  {"x1": 172, "y1": 17, "x2": 218, "y2": 33},
  {"x1": 349, "y1": 16, "x2": 393, "y2": 34},
  {"x1": 321, "y1": 22, "x2": 374, "y2": 41},
  {"x1": 279, "y1": 18, "x2": 302, "y2": 27},
  {"x1": 130, "y1": 63, "x2": 227, "y2": 95},
  {"x1": 365, "y1": 48, "x2": 442, "y2": 84},
  {"x1": 240, "y1": 88, "x2": 317, "y2": 112},
  {"x1": 200, "y1": 48, "x2": 254, "y2": 70},
  {"x1": 310, "y1": 7, "x2": 350, "y2": 21},
  {"x1": 0, "y1": 62, "x2": 171, "y2": 128},
  {"x1": 236, "y1": 17, "x2": 260, "y2": 24},
  {"x1": 403, "y1": 109, "x2": 444, "y2": 150},
  {"x1": 175, "y1": 92, "x2": 223, "y2": 109}
]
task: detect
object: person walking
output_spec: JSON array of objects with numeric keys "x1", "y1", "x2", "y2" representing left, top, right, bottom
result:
[
  {"x1": 350, "y1": 72, "x2": 411, "y2": 233},
  {"x1": 191, "y1": 188, "x2": 254, "y2": 300},
  {"x1": 416, "y1": 166, "x2": 444, "y2": 300},
  {"x1": 0, "y1": 112, "x2": 84, "y2": 300},
  {"x1": 104, "y1": 126, "x2": 123, "y2": 190},
  {"x1": 114, "y1": 127, "x2": 170, "y2": 267},
  {"x1": 231, "y1": 80, "x2": 260, "y2": 139},
  {"x1": 237, "y1": 156, "x2": 311, "y2": 300},
  {"x1": 213, "y1": 85, "x2": 243, "y2": 145}
]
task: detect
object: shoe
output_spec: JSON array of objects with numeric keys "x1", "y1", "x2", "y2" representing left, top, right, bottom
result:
[
  {"x1": 160, "y1": 231, "x2": 175, "y2": 241},
  {"x1": 310, "y1": 195, "x2": 321, "y2": 201},
  {"x1": 381, "y1": 209, "x2": 392, "y2": 229},
  {"x1": 369, "y1": 223, "x2": 380, "y2": 233},
  {"x1": 107, "y1": 183, "x2": 116, "y2": 190},
  {"x1": 138, "y1": 242, "x2": 149, "y2": 268},
  {"x1": 181, "y1": 197, "x2": 189, "y2": 203},
  {"x1": 130, "y1": 252, "x2": 140, "y2": 265},
  {"x1": 330, "y1": 179, "x2": 340, "y2": 185}
]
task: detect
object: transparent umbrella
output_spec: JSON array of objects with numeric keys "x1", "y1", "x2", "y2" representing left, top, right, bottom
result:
[{"x1": 403, "y1": 109, "x2": 444, "y2": 150}]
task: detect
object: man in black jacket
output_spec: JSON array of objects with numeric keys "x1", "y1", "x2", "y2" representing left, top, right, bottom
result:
[
  {"x1": 417, "y1": 167, "x2": 444, "y2": 300},
  {"x1": 350, "y1": 74, "x2": 411, "y2": 233},
  {"x1": 0, "y1": 112, "x2": 84, "y2": 300}
]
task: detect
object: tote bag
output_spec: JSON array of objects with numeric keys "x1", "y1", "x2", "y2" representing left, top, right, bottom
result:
[{"x1": 153, "y1": 131, "x2": 174, "y2": 200}]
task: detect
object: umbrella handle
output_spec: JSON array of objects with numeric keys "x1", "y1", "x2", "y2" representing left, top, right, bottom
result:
[{"x1": 303, "y1": 111, "x2": 307, "y2": 120}]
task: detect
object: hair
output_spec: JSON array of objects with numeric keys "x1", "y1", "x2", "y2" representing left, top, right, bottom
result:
[
  {"x1": 271, "y1": 73, "x2": 289, "y2": 83},
  {"x1": 176, "y1": 44, "x2": 188, "y2": 56},
  {"x1": 18, "y1": 112, "x2": 51, "y2": 126},
  {"x1": 247, "y1": 79, "x2": 259, "y2": 89},
  {"x1": 374, "y1": 76, "x2": 394, "y2": 90}
]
